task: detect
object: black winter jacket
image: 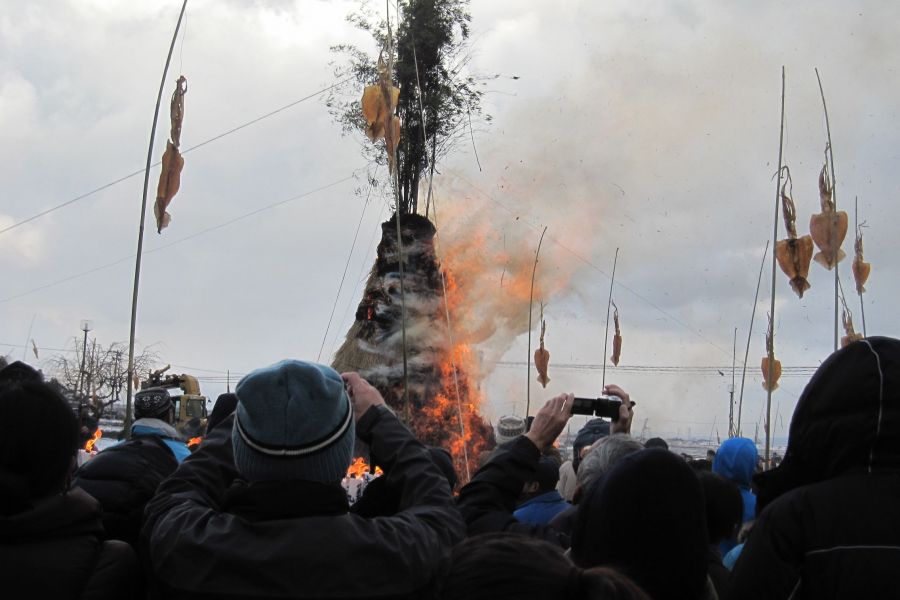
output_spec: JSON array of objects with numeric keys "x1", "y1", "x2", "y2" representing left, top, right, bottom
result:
[
  {"x1": 141, "y1": 405, "x2": 465, "y2": 599},
  {"x1": 0, "y1": 487, "x2": 141, "y2": 598},
  {"x1": 74, "y1": 434, "x2": 178, "y2": 545},
  {"x1": 457, "y1": 435, "x2": 569, "y2": 547},
  {"x1": 730, "y1": 337, "x2": 900, "y2": 599}
]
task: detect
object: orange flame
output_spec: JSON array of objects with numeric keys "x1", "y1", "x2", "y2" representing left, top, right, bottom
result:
[
  {"x1": 84, "y1": 428, "x2": 102, "y2": 453},
  {"x1": 187, "y1": 436, "x2": 202, "y2": 448},
  {"x1": 346, "y1": 456, "x2": 383, "y2": 478}
]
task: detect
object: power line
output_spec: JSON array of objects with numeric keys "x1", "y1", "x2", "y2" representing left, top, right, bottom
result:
[
  {"x1": 0, "y1": 78, "x2": 353, "y2": 237},
  {"x1": 0, "y1": 173, "x2": 358, "y2": 304},
  {"x1": 492, "y1": 360, "x2": 818, "y2": 376}
]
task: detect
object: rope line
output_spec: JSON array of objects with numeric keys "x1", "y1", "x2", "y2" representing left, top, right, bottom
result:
[
  {"x1": 317, "y1": 177, "x2": 374, "y2": 362},
  {"x1": 0, "y1": 78, "x2": 354, "y2": 237},
  {"x1": 0, "y1": 174, "x2": 358, "y2": 304}
]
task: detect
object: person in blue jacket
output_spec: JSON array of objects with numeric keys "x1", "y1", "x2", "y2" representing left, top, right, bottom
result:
[
  {"x1": 712, "y1": 436, "x2": 758, "y2": 555},
  {"x1": 513, "y1": 457, "x2": 570, "y2": 525}
]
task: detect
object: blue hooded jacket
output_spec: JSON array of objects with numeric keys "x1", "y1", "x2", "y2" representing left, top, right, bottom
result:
[{"x1": 713, "y1": 437, "x2": 758, "y2": 524}]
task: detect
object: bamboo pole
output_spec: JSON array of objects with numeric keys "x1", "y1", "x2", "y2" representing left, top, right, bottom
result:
[
  {"x1": 815, "y1": 68, "x2": 840, "y2": 352},
  {"x1": 765, "y1": 67, "x2": 786, "y2": 467},
  {"x1": 125, "y1": 0, "x2": 188, "y2": 437},
  {"x1": 737, "y1": 240, "x2": 769, "y2": 437},
  {"x1": 525, "y1": 226, "x2": 548, "y2": 418},
  {"x1": 601, "y1": 248, "x2": 620, "y2": 389}
]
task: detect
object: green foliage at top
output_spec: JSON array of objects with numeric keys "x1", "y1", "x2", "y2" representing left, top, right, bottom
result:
[{"x1": 328, "y1": 0, "x2": 489, "y2": 215}]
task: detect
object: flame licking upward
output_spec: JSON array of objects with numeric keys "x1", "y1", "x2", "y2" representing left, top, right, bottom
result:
[
  {"x1": 84, "y1": 428, "x2": 103, "y2": 453},
  {"x1": 346, "y1": 456, "x2": 383, "y2": 478},
  {"x1": 187, "y1": 436, "x2": 202, "y2": 449}
]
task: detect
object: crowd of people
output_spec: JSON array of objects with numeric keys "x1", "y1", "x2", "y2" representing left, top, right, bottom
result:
[{"x1": 1, "y1": 336, "x2": 899, "y2": 599}]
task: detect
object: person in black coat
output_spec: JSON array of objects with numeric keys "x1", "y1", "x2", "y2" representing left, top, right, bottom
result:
[
  {"x1": 729, "y1": 337, "x2": 900, "y2": 599},
  {"x1": 141, "y1": 361, "x2": 464, "y2": 599},
  {"x1": 0, "y1": 368, "x2": 140, "y2": 599},
  {"x1": 571, "y1": 449, "x2": 713, "y2": 600}
]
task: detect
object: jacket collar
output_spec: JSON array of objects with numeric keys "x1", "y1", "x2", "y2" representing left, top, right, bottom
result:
[{"x1": 222, "y1": 479, "x2": 349, "y2": 522}]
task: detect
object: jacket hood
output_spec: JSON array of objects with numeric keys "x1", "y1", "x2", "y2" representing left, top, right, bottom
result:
[
  {"x1": 713, "y1": 437, "x2": 758, "y2": 487},
  {"x1": 132, "y1": 417, "x2": 181, "y2": 440},
  {"x1": 755, "y1": 337, "x2": 900, "y2": 512}
]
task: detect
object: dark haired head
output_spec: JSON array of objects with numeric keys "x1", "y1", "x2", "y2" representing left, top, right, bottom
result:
[
  {"x1": 0, "y1": 380, "x2": 79, "y2": 515},
  {"x1": 0, "y1": 361, "x2": 43, "y2": 386},
  {"x1": 572, "y1": 449, "x2": 708, "y2": 600},
  {"x1": 441, "y1": 533, "x2": 650, "y2": 600},
  {"x1": 698, "y1": 471, "x2": 742, "y2": 544}
]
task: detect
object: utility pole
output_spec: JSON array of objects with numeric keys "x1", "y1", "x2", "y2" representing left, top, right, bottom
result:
[
  {"x1": 729, "y1": 327, "x2": 737, "y2": 438},
  {"x1": 77, "y1": 320, "x2": 92, "y2": 405}
]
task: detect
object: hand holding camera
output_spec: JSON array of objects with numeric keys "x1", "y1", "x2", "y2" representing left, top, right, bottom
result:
[{"x1": 571, "y1": 384, "x2": 634, "y2": 434}]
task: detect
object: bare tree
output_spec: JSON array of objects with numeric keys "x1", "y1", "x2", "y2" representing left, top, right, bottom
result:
[{"x1": 48, "y1": 340, "x2": 159, "y2": 419}]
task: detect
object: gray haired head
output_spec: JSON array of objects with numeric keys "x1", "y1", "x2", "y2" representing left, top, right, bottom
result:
[{"x1": 577, "y1": 434, "x2": 644, "y2": 493}]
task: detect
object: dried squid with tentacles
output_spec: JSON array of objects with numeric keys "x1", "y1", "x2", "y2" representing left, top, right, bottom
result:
[
  {"x1": 852, "y1": 223, "x2": 871, "y2": 294},
  {"x1": 841, "y1": 303, "x2": 864, "y2": 348},
  {"x1": 534, "y1": 318, "x2": 550, "y2": 388},
  {"x1": 155, "y1": 75, "x2": 187, "y2": 233},
  {"x1": 809, "y1": 164, "x2": 848, "y2": 269},
  {"x1": 610, "y1": 302, "x2": 622, "y2": 366},
  {"x1": 361, "y1": 55, "x2": 401, "y2": 172},
  {"x1": 761, "y1": 314, "x2": 781, "y2": 392},
  {"x1": 774, "y1": 168, "x2": 814, "y2": 297}
]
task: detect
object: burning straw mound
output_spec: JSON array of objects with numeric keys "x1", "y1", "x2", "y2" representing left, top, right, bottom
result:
[{"x1": 332, "y1": 213, "x2": 494, "y2": 481}]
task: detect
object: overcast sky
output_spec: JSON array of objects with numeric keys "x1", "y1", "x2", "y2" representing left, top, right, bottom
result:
[{"x1": 2, "y1": 0, "x2": 898, "y2": 444}]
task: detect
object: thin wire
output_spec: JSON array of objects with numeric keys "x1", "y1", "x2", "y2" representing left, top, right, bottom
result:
[
  {"x1": 0, "y1": 77, "x2": 354, "y2": 237},
  {"x1": 328, "y1": 202, "x2": 387, "y2": 358},
  {"x1": 317, "y1": 178, "x2": 374, "y2": 362},
  {"x1": 0, "y1": 173, "x2": 358, "y2": 304}
]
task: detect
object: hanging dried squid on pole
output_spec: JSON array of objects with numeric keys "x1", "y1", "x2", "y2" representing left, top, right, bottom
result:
[
  {"x1": 534, "y1": 316, "x2": 550, "y2": 388},
  {"x1": 852, "y1": 224, "x2": 871, "y2": 294},
  {"x1": 840, "y1": 301, "x2": 864, "y2": 348},
  {"x1": 761, "y1": 314, "x2": 781, "y2": 392},
  {"x1": 774, "y1": 167, "x2": 814, "y2": 297},
  {"x1": 154, "y1": 75, "x2": 187, "y2": 233},
  {"x1": 361, "y1": 54, "x2": 401, "y2": 173},
  {"x1": 610, "y1": 302, "x2": 622, "y2": 366},
  {"x1": 809, "y1": 163, "x2": 848, "y2": 269}
]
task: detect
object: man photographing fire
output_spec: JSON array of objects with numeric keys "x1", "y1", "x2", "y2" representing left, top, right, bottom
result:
[{"x1": 140, "y1": 360, "x2": 464, "y2": 599}]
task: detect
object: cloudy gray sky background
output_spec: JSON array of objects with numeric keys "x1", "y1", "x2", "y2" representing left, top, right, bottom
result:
[{"x1": 2, "y1": 0, "x2": 899, "y2": 443}]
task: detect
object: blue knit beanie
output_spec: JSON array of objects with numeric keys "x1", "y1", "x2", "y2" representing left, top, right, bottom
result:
[{"x1": 232, "y1": 360, "x2": 354, "y2": 483}]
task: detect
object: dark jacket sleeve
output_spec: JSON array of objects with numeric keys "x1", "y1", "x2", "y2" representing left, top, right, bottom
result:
[
  {"x1": 142, "y1": 406, "x2": 464, "y2": 598},
  {"x1": 80, "y1": 540, "x2": 142, "y2": 600},
  {"x1": 456, "y1": 436, "x2": 569, "y2": 547},
  {"x1": 727, "y1": 491, "x2": 805, "y2": 600}
]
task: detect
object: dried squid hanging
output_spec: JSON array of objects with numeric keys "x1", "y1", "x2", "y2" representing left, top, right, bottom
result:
[
  {"x1": 852, "y1": 222, "x2": 871, "y2": 294},
  {"x1": 761, "y1": 314, "x2": 781, "y2": 392},
  {"x1": 610, "y1": 302, "x2": 622, "y2": 366},
  {"x1": 809, "y1": 163, "x2": 848, "y2": 269},
  {"x1": 840, "y1": 302, "x2": 864, "y2": 348},
  {"x1": 361, "y1": 54, "x2": 401, "y2": 173},
  {"x1": 774, "y1": 167, "x2": 814, "y2": 297},
  {"x1": 155, "y1": 75, "x2": 187, "y2": 233},
  {"x1": 534, "y1": 315, "x2": 550, "y2": 388}
]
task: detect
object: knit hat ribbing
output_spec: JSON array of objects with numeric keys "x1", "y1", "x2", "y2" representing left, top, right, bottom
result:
[{"x1": 232, "y1": 360, "x2": 354, "y2": 483}]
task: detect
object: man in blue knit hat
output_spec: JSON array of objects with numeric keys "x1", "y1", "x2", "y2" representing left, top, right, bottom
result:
[{"x1": 141, "y1": 360, "x2": 464, "y2": 599}]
